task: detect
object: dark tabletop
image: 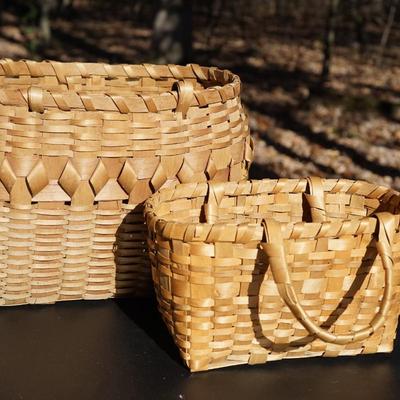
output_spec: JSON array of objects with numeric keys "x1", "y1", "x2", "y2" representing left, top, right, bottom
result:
[{"x1": 0, "y1": 299, "x2": 399, "y2": 400}]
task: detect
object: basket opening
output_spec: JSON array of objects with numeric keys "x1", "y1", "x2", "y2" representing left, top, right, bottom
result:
[
  {"x1": 151, "y1": 180, "x2": 398, "y2": 226},
  {"x1": 0, "y1": 63, "x2": 234, "y2": 96}
]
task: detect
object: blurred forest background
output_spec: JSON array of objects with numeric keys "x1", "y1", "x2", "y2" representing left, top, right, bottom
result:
[{"x1": 1, "y1": 0, "x2": 400, "y2": 189}]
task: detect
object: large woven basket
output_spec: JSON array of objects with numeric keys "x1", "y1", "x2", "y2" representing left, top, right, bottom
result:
[
  {"x1": 145, "y1": 178, "x2": 400, "y2": 371},
  {"x1": 0, "y1": 60, "x2": 252, "y2": 305}
]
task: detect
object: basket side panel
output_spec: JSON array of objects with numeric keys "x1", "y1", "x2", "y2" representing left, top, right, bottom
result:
[{"x1": 149, "y1": 227, "x2": 400, "y2": 371}]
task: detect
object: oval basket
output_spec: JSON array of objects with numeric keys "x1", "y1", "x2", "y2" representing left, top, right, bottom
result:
[
  {"x1": 0, "y1": 60, "x2": 253, "y2": 305},
  {"x1": 145, "y1": 178, "x2": 400, "y2": 371}
]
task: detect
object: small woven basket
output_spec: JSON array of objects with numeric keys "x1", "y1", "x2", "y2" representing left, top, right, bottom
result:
[
  {"x1": 145, "y1": 178, "x2": 400, "y2": 371},
  {"x1": 0, "y1": 60, "x2": 252, "y2": 305}
]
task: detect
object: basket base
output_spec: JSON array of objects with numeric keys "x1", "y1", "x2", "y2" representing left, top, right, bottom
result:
[{"x1": 187, "y1": 345, "x2": 395, "y2": 372}]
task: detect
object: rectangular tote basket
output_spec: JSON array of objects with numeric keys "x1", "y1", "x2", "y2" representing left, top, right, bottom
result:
[
  {"x1": 145, "y1": 178, "x2": 400, "y2": 371},
  {"x1": 0, "y1": 60, "x2": 253, "y2": 305}
]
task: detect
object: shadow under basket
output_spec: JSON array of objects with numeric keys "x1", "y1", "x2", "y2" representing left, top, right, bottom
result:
[
  {"x1": 145, "y1": 178, "x2": 400, "y2": 371},
  {"x1": 0, "y1": 60, "x2": 253, "y2": 305}
]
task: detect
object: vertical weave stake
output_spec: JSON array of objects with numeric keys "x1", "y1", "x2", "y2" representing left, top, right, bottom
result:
[
  {"x1": 145, "y1": 178, "x2": 400, "y2": 371},
  {"x1": 0, "y1": 60, "x2": 253, "y2": 305}
]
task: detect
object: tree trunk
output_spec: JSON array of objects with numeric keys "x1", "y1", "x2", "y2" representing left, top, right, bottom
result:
[
  {"x1": 379, "y1": 0, "x2": 399, "y2": 63},
  {"x1": 58, "y1": 0, "x2": 74, "y2": 13},
  {"x1": 152, "y1": 0, "x2": 193, "y2": 64},
  {"x1": 39, "y1": 0, "x2": 57, "y2": 44},
  {"x1": 206, "y1": 0, "x2": 225, "y2": 46},
  {"x1": 275, "y1": 0, "x2": 285, "y2": 17},
  {"x1": 321, "y1": 0, "x2": 340, "y2": 83},
  {"x1": 351, "y1": 0, "x2": 366, "y2": 54}
]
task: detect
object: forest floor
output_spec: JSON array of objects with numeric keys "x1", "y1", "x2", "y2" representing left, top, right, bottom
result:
[{"x1": 1, "y1": 8, "x2": 400, "y2": 189}]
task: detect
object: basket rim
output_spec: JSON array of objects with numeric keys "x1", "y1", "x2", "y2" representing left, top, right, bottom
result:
[
  {"x1": 0, "y1": 60, "x2": 241, "y2": 113},
  {"x1": 144, "y1": 178, "x2": 400, "y2": 243}
]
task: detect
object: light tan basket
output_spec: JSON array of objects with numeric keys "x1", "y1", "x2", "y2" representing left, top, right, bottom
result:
[
  {"x1": 145, "y1": 178, "x2": 400, "y2": 371},
  {"x1": 0, "y1": 60, "x2": 252, "y2": 305}
]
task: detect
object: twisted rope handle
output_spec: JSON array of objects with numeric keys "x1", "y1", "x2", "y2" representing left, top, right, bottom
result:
[{"x1": 261, "y1": 211, "x2": 395, "y2": 345}]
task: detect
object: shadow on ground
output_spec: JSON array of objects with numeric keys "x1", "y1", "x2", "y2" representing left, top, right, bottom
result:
[{"x1": 116, "y1": 297, "x2": 182, "y2": 366}]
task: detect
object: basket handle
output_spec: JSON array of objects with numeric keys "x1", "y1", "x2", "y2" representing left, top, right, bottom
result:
[
  {"x1": 27, "y1": 87, "x2": 45, "y2": 113},
  {"x1": 305, "y1": 176, "x2": 326, "y2": 222},
  {"x1": 202, "y1": 182, "x2": 225, "y2": 224},
  {"x1": 260, "y1": 212, "x2": 395, "y2": 345},
  {"x1": 26, "y1": 82, "x2": 194, "y2": 115},
  {"x1": 175, "y1": 81, "x2": 194, "y2": 118}
]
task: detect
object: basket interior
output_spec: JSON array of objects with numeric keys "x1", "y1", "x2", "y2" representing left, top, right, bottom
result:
[
  {"x1": 151, "y1": 180, "x2": 399, "y2": 226},
  {"x1": 1, "y1": 75, "x2": 205, "y2": 94}
]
